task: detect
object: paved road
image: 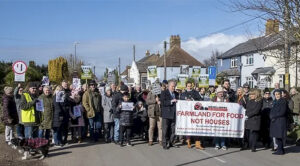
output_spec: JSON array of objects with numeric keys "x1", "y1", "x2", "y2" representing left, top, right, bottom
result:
[{"x1": 44, "y1": 139, "x2": 300, "y2": 166}]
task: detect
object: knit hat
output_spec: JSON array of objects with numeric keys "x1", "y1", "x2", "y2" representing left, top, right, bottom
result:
[
  {"x1": 216, "y1": 86, "x2": 224, "y2": 93},
  {"x1": 120, "y1": 84, "x2": 128, "y2": 92},
  {"x1": 4, "y1": 86, "x2": 13, "y2": 95}
]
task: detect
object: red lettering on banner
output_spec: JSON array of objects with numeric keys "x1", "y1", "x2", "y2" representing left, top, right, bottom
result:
[
  {"x1": 204, "y1": 119, "x2": 230, "y2": 125},
  {"x1": 226, "y1": 113, "x2": 243, "y2": 119},
  {"x1": 191, "y1": 119, "x2": 203, "y2": 124}
]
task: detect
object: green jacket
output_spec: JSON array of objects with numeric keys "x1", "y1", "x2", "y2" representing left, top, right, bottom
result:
[
  {"x1": 38, "y1": 94, "x2": 54, "y2": 129},
  {"x1": 291, "y1": 93, "x2": 300, "y2": 114}
]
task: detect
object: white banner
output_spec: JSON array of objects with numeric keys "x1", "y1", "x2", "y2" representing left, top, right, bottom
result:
[{"x1": 176, "y1": 100, "x2": 245, "y2": 138}]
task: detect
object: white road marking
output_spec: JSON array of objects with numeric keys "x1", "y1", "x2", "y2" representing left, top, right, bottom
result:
[{"x1": 196, "y1": 149, "x2": 227, "y2": 163}]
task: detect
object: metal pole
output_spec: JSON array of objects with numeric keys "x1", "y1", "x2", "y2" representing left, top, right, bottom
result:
[
  {"x1": 133, "y1": 45, "x2": 136, "y2": 61},
  {"x1": 119, "y1": 57, "x2": 121, "y2": 85},
  {"x1": 164, "y1": 41, "x2": 167, "y2": 80}
]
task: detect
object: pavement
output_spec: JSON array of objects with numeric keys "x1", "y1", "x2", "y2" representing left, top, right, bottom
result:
[{"x1": 44, "y1": 139, "x2": 300, "y2": 166}]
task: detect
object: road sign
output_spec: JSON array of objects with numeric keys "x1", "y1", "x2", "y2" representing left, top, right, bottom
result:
[
  {"x1": 14, "y1": 73, "x2": 25, "y2": 82},
  {"x1": 12, "y1": 61, "x2": 27, "y2": 74}
]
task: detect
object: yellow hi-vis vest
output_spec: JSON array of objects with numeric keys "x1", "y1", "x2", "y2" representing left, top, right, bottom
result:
[{"x1": 21, "y1": 93, "x2": 36, "y2": 123}]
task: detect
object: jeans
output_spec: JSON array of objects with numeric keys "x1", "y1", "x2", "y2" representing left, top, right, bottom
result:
[
  {"x1": 5, "y1": 125, "x2": 14, "y2": 142},
  {"x1": 16, "y1": 124, "x2": 24, "y2": 138},
  {"x1": 53, "y1": 127, "x2": 62, "y2": 145},
  {"x1": 24, "y1": 126, "x2": 38, "y2": 139},
  {"x1": 38, "y1": 129, "x2": 51, "y2": 140},
  {"x1": 88, "y1": 112, "x2": 102, "y2": 141},
  {"x1": 214, "y1": 137, "x2": 225, "y2": 147},
  {"x1": 114, "y1": 118, "x2": 120, "y2": 142}
]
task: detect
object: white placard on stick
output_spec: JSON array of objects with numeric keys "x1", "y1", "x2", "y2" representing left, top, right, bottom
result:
[
  {"x1": 121, "y1": 102, "x2": 134, "y2": 111},
  {"x1": 56, "y1": 91, "x2": 65, "y2": 102}
]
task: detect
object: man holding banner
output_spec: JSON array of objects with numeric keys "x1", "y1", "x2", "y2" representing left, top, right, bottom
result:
[{"x1": 161, "y1": 81, "x2": 179, "y2": 150}]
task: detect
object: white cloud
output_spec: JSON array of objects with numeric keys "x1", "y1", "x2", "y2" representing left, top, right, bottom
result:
[
  {"x1": 0, "y1": 33, "x2": 248, "y2": 79},
  {"x1": 182, "y1": 33, "x2": 248, "y2": 61}
]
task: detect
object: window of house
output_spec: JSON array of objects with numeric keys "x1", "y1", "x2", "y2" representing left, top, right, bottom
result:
[
  {"x1": 141, "y1": 76, "x2": 148, "y2": 89},
  {"x1": 246, "y1": 76, "x2": 254, "y2": 88},
  {"x1": 231, "y1": 57, "x2": 238, "y2": 68},
  {"x1": 246, "y1": 54, "x2": 254, "y2": 65}
]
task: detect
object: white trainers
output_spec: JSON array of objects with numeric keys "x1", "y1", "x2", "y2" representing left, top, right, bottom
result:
[
  {"x1": 215, "y1": 145, "x2": 220, "y2": 150},
  {"x1": 221, "y1": 146, "x2": 227, "y2": 150}
]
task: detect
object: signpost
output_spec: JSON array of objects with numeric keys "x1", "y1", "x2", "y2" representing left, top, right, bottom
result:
[
  {"x1": 12, "y1": 61, "x2": 27, "y2": 82},
  {"x1": 208, "y1": 66, "x2": 216, "y2": 86}
]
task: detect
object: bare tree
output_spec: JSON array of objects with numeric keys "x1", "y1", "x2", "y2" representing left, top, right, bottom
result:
[
  {"x1": 228, "y1": 0, "x2": 300, "y2": 90},
  {"x1": 203, "y1": 50, "x2": 220, "y2": 67}
]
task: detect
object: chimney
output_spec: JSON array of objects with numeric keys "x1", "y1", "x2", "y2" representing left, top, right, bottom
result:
[
  {"x1": 145, "y1": 50, "x2": 150, "y2": 57},
  {"x1": 170, "y1": 35, "x2": 181, "y2": 48},
  {"x1": 265, "y1": 19, "x2": 279, "y2": 35}
]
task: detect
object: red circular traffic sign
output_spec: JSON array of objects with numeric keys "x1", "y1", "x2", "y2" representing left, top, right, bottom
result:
[{"x1": 12, "y1": 61, "x2": 28, "y2": 74}]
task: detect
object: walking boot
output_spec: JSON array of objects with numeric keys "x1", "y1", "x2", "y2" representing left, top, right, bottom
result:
[
  {"x1": 186, "y1": 139, "x2": 192, "y2": 149},
  {"x1": 195, "y1": 141, "x2": 205, "y2": 150}
]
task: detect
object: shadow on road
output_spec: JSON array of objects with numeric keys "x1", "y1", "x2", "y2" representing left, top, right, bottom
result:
[
  {"x1": 49, "y1": 142, "x2": 99, "y2": 153},
  {"x1": 48, "y1": 151, "x2": 72, "y2": 157}
]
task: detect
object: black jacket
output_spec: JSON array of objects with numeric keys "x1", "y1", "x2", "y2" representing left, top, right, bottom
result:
[
  {"x1": 270, "y1": 98, "x2": 287, "y2": 139},
  {"x1": 52, "y1": 95, "x2": 69, "y2": 128},
  {"x1": 224, "y1": 88, "x2": 235, "y2": 102},
  {"x1": 180, "y1": 90, "x2": 201, "y2": 101},
  {"x1": 112, "y1": 92, "x2": 123, "y2": 119},
  {"x1": 117, "y1": 99, "x2": 135, "y2": 126},
  {"x1": 160, "y1": 90, "x2": 179, "y2": 119},
  {"x1": 245, "y1": 99, "x2": 262, "y2": 131},
  {"x1": 261, "y1": 97, "x2": 273, "y2": 129}
]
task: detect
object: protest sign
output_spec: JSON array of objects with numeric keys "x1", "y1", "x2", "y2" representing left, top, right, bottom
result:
[
  {"x1": 56, "y1": 91, "x2": 65, "y2": 102},
  {"x1": 198, "y1": 74, "x2": 209, "y2": 88},
  {"x1": 72, "y1": 78, "x2": 81, "y2": 90},
  {"x1": 180, "y1": 65, "x2": 189, "y2": 75},
  {"x1": 73, "y1": 105, "x2": 82, "y2": 117},
  {"x1": 208, "y1": 66, "x2": 216, "y2": 86},
  {"x1": 121, "y1": 102, "x2": 134, "y2": 111},
  {"x1": 81, "y1": 66, "x2": 93, "y2": 79},
  {"x1": 42, "y1": 76, "x2": 50, "y2": 86},
  {"x1": 191, "y1": 66, "x2": 201, "y2": 78},
  {"x1": 107, "y1": 68, "x2": 116, "y2": 84},
  {"x1": 151, "y1": 83, "x2": 161, "y2": 95},
  {"x1": 176, "y1": 100, "x2": 245, "y2": 138},
  {"x1": 147, "y1": 66, "x2": 157, "y2": 78},
  {"x1": 176, "y1": 74, "x2": 188, "y2": 90},
  {"x1": 36, "y1": 99, "x2": 44, "y2": 112}
]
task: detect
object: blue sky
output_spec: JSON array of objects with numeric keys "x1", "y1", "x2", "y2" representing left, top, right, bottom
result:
[{"x1": 0, "y1": 0, "x2": 263, "y2": 77}]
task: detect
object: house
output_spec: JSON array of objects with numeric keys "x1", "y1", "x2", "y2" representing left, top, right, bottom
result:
[
  {"x1": 217, "y1": 19, "x2": 300, "y2": 89},
  {"x1": 124, "y1": 35, "x2": 205, "y2": 88}
]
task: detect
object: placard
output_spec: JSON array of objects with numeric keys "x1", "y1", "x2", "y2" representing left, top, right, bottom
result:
[
  {"x1": 56, "y1": 91, "x2": 65, "y2": 102},
  {"x1": 198, "y1": 74, "x2": 209, "y2": 88},
  {"x1": 36, "y1": 99, "x2": 44, "y2": 112},
  {"x1": 121, "y1": 102, "x2": 134, "y2": 111},
  {"x1": 73, "y1": 105, "x2": 82, "y2": 117},
  {"x1": 72, "y1": 78, "x2": 81, "y2": 90},
  {"x1": 147, "y1": 66, "x2": 158, "y2": 78},
  {"x1": 180, "y1": 65, "x2": 189, "y2": 75},
  {"x1": 151, "y1": 83, "x2": 161, "y2": 95},
  {"x1": 81, "y1": 66, "x2": 93, "y2": 79},
  {"x1": 177, "y1": 74, "x2": 189, "y2": 90},
  {"x1": 42, "y1": 76, "x2": 50, "y2": 86}
]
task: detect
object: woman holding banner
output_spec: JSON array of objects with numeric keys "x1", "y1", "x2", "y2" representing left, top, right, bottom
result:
[
  {"x1": 212, "y1": 86, "x2": 228, "y2": 150},
  {"x1": 245, "y1": 89, "x2": 262, "y2": 152}
]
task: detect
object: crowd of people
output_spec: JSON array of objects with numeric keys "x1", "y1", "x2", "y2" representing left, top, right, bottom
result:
[{"x1": 1, "y1": 79, "x2": 300, "y2": 156}]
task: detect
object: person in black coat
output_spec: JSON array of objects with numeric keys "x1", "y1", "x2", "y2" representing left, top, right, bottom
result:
[
  {"x1": 245, "y1": 89, "x2": 263, "y2": 152},
  {"x1": 270, "y1": 89, "x2": 288, "y2": 155},
  {"x1": 160, "y1": 81, "x2": 179, "y2": 150},
  {"x1": 52, "y1": 85, "x2": 65, "y2": 147},
  {"x1": 223, "y1": 79, "x2": 236, "y2": 102},
  {"x1": 117, "y1": 92, "x2": 135, "y2": 146},
  {"x1": 260, "y1": 88, "x2": 273, "y2": 149}
]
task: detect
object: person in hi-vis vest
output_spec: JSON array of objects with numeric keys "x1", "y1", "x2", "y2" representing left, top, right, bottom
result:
[{"x1": 20, "y1": 82, "x2": 40, "y2": 138}]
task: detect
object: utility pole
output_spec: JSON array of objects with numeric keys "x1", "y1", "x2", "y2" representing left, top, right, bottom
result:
[
  {"x1": 74, "y1": 42, "x2": 79, "y2": 70},
  {"x1": 118, "y1": 57, "x2": 121, "y2": 85},
  {"x1": 284, "y1": 0, "x2": 291, "y2": 91},
  {"x1": 164, "y1": 41, "x2": 167, "y2": 80},
  {"x1": 133, "y1": 45, "x2": 136, "y2": 61}
]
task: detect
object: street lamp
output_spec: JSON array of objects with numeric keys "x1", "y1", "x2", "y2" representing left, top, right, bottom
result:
[{"x1": 74, "y1": 42, "x2": 79, "y2": 68}]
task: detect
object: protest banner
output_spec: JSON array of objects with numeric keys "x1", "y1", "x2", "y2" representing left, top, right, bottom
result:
[
  {"x1": 121, "y1": 102, "x2": 134, "y2": 111},
  {"x1": 81, "y1": 66, "x2": 93, "y2": 80},
  {"x1": 198, "y1": 74, "x2": 209, "y2": 88},
  {"x1": 147, "y1": 66, "x2": 157, "y2": 78},
  {"x1": 176, "y1": 100, "x2": 245, "y2": 138},
  {"x1": 177, "y1": 74, "x2": 189, "y2": 90},
  {"x1": 36, "y1": 99, "x2": 44, "y2": 112}
]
